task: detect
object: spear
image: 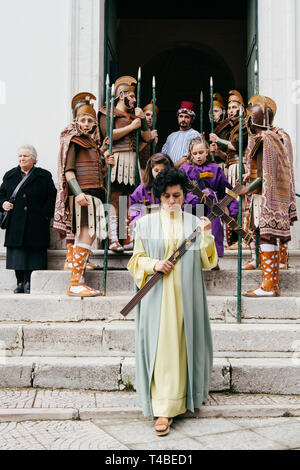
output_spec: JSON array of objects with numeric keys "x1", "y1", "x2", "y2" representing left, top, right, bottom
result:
[
  {"x1": 254, "y1": 59, "x2": 259, "y2": 95},
  {"x1": 101, "y1": 80, "x2": 114, "y2": 296},
  {"x1": 254, "y1": 58, "x2": 260, "y2": 268},
  {"x1": 200, "y1": 90, "x2": 204, "y2": 134},
  {"x1": 135, "y1": 66, "x2": 142, "y2": 187},
  {"x1": 105, "y1": 74, "x2": 111, "y2": 150},
  {"x1": 152, "y1": 75, "x2": 156, "y2": 155},
  {"x1": 210, "y1": 77, "x2": 215, "y2": 161},
  {"x1": 237, "y1": 105, "x2": 243, "y2": 322}
]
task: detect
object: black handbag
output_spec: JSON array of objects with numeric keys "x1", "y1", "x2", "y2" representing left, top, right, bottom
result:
[{"x1": 0, "y1": 168, "x2": 34, "y2": 230}]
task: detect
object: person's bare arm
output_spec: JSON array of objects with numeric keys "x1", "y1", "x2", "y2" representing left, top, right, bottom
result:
[{"x1": 112, "y1": 119, "x2": 141, "y2": 140}]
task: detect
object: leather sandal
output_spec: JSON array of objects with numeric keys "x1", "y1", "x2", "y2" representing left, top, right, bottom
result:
[
  {"x1": 109, "y1": 240, "x2": 124, "y2": 252},
  {"x1": 154, "y1": 417, "x2": 173, "y2": 436}
]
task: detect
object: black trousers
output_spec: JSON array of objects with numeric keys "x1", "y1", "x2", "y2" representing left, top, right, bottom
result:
[{"x1": 15, "y1": 270, "x2": 32, "y2": 284}]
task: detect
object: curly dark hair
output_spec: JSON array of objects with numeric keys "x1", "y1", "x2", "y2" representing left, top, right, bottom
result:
[{"x1": 153, "y1": 167, "x2": 189, "y2": 200}]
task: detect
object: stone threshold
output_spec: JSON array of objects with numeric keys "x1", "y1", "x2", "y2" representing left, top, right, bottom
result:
[{"x1": 0, "y1": 389, "x2": 300, "y2": 422}]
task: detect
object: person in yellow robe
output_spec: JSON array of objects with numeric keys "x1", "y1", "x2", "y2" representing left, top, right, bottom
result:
[{"x1": 127, "y1": 167, "x2": 217, "y2": 436}]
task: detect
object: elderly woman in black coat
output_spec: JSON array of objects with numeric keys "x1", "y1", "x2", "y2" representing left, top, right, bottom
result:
[{"x1": 0, "y1": 145, "x2": 56, "y2": 293}]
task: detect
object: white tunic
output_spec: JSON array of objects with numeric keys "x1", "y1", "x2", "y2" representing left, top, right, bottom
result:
[{"x1": 162, "y1": 128, "x2": 201, "y2": 163}]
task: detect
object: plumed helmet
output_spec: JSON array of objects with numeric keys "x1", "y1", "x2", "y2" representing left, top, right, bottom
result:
[
  {"x1": 114, "y1": 76, "x2": 137, "y2": 99},
  {"x1": 247, "y1": 94, "x2": 277, "y2": 128},
  {"x1": 143, "y1": 100, "x2": 159, "y2": 115},
  {"x1": 228, "y1": 90, "x2": 244, "y2": 106},
  {"x1": 213, "y1": 92, "x2": 225, "y2": 109},
  {"x1": 72, "y1": 92, "x2": 97, "y2": 119}
]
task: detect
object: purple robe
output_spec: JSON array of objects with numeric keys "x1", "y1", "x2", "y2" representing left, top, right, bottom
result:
[
  {"x1": 180, "y1": 162, "x2": 238, "y2": 257},
  {"x1": 129, "y1": 183, "x2": 198, "y2": 227}
]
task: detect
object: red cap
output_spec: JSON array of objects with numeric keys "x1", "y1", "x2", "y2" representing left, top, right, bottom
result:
[
  {"x1": 177, "y1": 101, "x2": 196, "y2": 118},
  {"x1": 179, "y1": 101, "x2": 194, "y2": 112}
]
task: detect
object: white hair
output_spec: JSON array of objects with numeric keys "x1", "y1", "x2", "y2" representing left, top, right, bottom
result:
[{"x1": 18, "y1": 144, "x2": 38, "y2": 163}]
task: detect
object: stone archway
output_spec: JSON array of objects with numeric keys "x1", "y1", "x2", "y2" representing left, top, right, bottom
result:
[{"x1": 141, "y1": 46, "x2": 236, "y2": 150}]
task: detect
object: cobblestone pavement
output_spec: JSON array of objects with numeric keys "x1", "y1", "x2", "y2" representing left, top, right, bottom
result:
[
  {"x1": 0, "y1": 417, "x2": 300, "y2": 450},
  {"x1": 0, "y1": 389, "x2": 300, "y2": 450},
  {"x1": 0, "y1": 420, "x2": 127, "y2": 450},
  {"x1": 0, "y1": 388, "x2": 300, "y2": 409}
]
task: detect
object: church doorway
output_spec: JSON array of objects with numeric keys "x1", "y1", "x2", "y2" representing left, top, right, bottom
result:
[{"x1": 104, "y1": 0, "x2": 258, "y2": 149}]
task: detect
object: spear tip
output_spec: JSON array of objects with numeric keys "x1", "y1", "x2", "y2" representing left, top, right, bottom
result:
[
  {"x1": 138, "y1": 67, "x2": 142, "y2": 80},
  {"x1": 152, "y1": 76, "x2": 156, "y2": 87},
  {"x1": 106, "y1": 74, "x2": 110, "y2": 86},
  {"x1": 254, "y1": 59, "x2": 258, "y2": 74},
  {"x1": 239, "y1": 105, "x2": 243, "y2": 116},
  {"x1": 111, "y1": 83, "x2": 115, "y2": 97},
  {"x1": 200, "y1": 91, "x2": 203, "y2": 102},
  {"x1": 210, "y1": 76, "x2": 213, "y2": 87}
]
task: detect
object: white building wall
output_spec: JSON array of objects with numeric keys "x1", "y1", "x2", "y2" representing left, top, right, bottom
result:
[
  {"x1": 0, "y1": 0, "x2": 72, "y2": 181},
  {"x1": 0, "y1": 0, "x2": 103, "y2": 248},
  {"x1": 258, "y1": 0, "x2": 300, "y2": 248}
]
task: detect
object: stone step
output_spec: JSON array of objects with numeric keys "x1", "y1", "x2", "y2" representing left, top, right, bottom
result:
[
  {"x1": 0, "y1": 322, "x2": 299, "y2": 358},
  {"x1": 46, "y1": 248, "x2": 300, "y2": 270},
  {"x1": 0, "y1": 357, "x2": 298, "y2": 394},
  {"x1": 0, "y1": 294, "x2": 299, "y2": 323},
  {"x1": 22, "y1": 269, "x2": 300, "y2": 296},
  {"x1": 0, "y1": 357, "x2": 229, "y2": 392},
  {"x1": 1, "y1": 389, "x2": 300, "y2": 421},
  {"x1": 1, "y1": 248, "x2": 300, "y2": 273}
]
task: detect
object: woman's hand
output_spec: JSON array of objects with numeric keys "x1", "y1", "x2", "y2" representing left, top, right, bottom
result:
[
  {"x1": 75, "y1": 193, "x2": 90, "y2": 207},
  {"x1": 154, "y1": 259, "x2": 174, "y2": 274},
  {"x1": 2, "y1": 201, "x2": 14, "y2": 211},
  {"x1": 197, "y1": 216, "x2": 211, "y2": 232}
]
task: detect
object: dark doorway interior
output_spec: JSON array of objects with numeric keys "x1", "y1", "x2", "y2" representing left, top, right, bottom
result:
[{"x1": 115, "y1": 1, "x2": 248, "y2": 150}]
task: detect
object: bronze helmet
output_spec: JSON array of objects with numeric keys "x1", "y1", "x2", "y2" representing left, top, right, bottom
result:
[
  {"x1": 71, "y1": 92, "x2": 97, "y2": 119},
  {"x1": 247, "y1": 95, "x2": 277, "y2": 128}
]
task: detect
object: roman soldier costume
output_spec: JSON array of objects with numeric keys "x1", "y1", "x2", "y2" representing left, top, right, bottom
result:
[
  {"x1": 138, "y1": 100, "x2": 159, "y2": 176},
  {"x1": 211, "y1": 93, "x2": 227, "y2": 166},
  {"x1": 99, "y1": 76, "x2": 150, "y2": 252},
  {"x1": 211, "y1": 90, "x2": 248, "y2": 249},
  {"x1": 53, "y1": 92, "x2": 107, "y2": 297},
  {"x1": 242, "y1": 94, "x2": 297, "y2": 297}
]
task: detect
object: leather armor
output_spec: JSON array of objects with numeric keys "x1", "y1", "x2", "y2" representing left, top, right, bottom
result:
[
  {"x1": 71, "y1": 136, "x2": 105, "y2": 190},
  {"x1": 99, "y1": 108, "x2": 137, "y2": 153}
]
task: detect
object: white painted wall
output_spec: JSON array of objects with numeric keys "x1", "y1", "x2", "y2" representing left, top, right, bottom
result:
[
  {"x1": 258, "y1": 0, "x2": 299, "y2": 248},
  {"x1": 0, "y1": 0, "x2": 103, "y2": 248},
  {"x1": 0, "y1": 0, "x2": 72, "y2": 182}
]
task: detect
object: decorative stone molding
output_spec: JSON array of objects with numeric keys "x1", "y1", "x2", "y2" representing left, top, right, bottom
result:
[{"x1": 70, "y1": 0, "x2": 104, "y2": 111}]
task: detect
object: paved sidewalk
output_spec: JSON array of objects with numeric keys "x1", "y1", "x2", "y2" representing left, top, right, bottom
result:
[
  {"x1": 0, "y1": 416, "x2": 300, "y2": 450},
  {"x1": 0, "y1": 388, "x2": 300, "y2": 450}
]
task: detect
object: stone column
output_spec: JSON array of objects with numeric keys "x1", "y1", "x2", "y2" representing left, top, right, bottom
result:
[
  {"x1": 70, "y1": 0, "x2": 104, "y2": 110},
  {"x1": 258, "y1": 0, "x2": 299, "y2": 248},
  {"x1": 51, "y1": 0, "x2": 105, "y2": 250}
]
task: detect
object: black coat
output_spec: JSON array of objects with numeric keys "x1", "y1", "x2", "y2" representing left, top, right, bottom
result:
[{"x1": 0, "y1": 166, "x2": 57, "y2": 249}]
